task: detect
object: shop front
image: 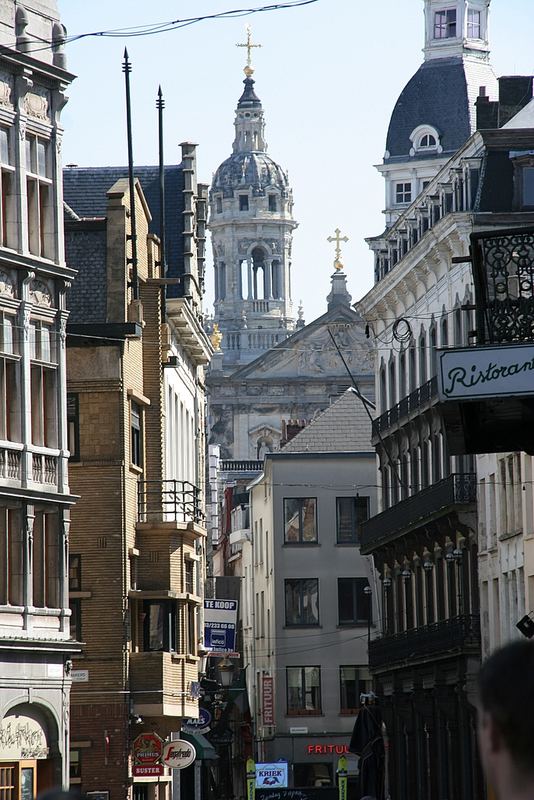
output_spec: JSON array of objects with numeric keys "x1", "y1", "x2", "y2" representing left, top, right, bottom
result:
[
  {"x1": 0, "y1": 705, "x2": 61, "y2": 800},
  {"x1": 268, "y1": 735, "x2": 358, "y2": 794}
]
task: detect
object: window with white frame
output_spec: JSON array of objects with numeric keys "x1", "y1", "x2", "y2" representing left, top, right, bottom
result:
[
  {"x1": 434, "y1": 9, "x2": 457, "y2": 39},
  {"x1": 130, "y1": 401, "x2": 142, "y2": 468},
  {"x1": 395, "y1": 182, "x2": 412, "y2": 205},
  {"x1": 0, "y1": 127, "x2": 15, "y2": 248},
  {"x1": 25, "y1": 134, "x2": 53, "y2": 258},
  {"x1": 419, "y1": 133, "x2": 437, "y2": 149},
  {"x1": 287, "y1": 666, "x2": 321, "y2": 715},
  {"x1": 467, "y1": 8, "x2": 481, "y2": 38}
]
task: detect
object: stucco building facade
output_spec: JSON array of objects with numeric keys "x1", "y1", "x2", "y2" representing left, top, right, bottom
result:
[{"x1": 243, "y1": 390, "x2": 377, "y2": 789}]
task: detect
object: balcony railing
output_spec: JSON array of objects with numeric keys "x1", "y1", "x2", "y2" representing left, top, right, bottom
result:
[
  {"x1": 361, "y1": 472, "x2": 477, "y2": 552},
  {"x1": 0, "y1": 443, "x2": 22, "y2": 480},
  {"x1": 221, "y1": 460, "x2": 263, "y2": 473},
  {"x1": 369, "y1": 614, "x2": 480, "y2": 669},
  {"x1": 471, "y1": 226, "x2": 534, "y2": 344},
  {"x1": 373, "y1": 377, "x2": 438, "y2": 437},
  {"x1": 137, "y1": 480, "x2": 204, "y2": 525}
]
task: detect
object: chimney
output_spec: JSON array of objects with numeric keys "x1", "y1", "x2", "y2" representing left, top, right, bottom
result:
[
  {"x1": 476, "y1": 86, "x2": 499, "y2": 130},
  {"x1": 497, "y1": 76, "x2": 533, "y2": 127}
]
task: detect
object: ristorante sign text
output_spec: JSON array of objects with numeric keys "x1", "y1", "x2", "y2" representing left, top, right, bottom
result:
[{"x1": 438, "y1": 344, "x2": 534, "y2": 401}]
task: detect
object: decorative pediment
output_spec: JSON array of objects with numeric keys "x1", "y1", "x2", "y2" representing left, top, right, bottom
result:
[
  {"x1": 253, "y1": 327, "x2": 373, "y2": 379},
  {"x1": 0, "y1": 269, "x2": 15, "y2": 298},
  {"x1": 29, "y1": 279, "x2": 52, "y2": 307}
]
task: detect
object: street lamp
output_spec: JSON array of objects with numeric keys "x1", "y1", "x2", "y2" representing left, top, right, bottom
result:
[
  {"x1": 363, "y1": 585, "x2": 372, "y2": 650},
  {"x1": 217, "y1": 656, "x2": 235, "y2": 688}
]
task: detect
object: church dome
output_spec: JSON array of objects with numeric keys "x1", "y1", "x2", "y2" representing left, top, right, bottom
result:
[{"x1": 212, "y1": 151, "x2": 289, "y2": 197}]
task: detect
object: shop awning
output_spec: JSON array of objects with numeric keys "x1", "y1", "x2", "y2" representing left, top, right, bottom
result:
[{"x1": 180, "y1": 731, "x2": 218, "y2": 761}]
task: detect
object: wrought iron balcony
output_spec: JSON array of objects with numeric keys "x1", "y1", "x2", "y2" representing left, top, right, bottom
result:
[
  {"x1": 369, "y1": 614, "x2": 480, "y2": 670},
  {"x1": 471, "y1": 226, "x2": 534, "y2": 345},
  {"x1": 137, "y1": 480, "x2": 204, "y2": 525},
  {"x1": 360, "y1": 472, "x2": 476, "y2": 553},
  {"x1": 373, "y1": 377, "x2": 438, "y2": 438}
]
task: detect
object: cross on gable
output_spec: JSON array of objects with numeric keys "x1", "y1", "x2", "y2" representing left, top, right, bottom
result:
[{"x1": 327, "y1": 227, "x2": 349, "y2": 271}]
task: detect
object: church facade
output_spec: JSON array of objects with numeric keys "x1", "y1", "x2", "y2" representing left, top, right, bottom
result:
[{"x1": 207, "y1": 54, "x2": 374, "y2": 463}]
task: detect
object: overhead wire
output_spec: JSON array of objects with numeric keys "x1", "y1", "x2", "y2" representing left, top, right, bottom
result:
[{"x1": 4, "y1": 1, "x2": 320, "y2": 57}]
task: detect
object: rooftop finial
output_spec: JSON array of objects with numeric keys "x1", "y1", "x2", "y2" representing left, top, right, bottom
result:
[
  {"x1": 236, "y1": 24, "x2": 262, "y2": 77},
  {"x1": 210, "y1": 323, "x2": 223, "y2": 352},
  {"x1": 327, "y1": 227, "x2": 349, "y2": 272}
]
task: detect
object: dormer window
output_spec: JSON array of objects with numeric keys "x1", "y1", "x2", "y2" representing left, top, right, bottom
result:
[
  {"x1": 216, "y1": 196, "x2": 222, "y2": 214},
  {"x1": 410, "y1": 126, "x2": 442, "y2": 157},
  {"x1": 239, "y1": 195, "x2": 249, "y2": 212},
  {"x1": 420, "y1": 134, "x2": 437, "y2": 149},
  {"x1": 467, "y1": 8, "x2": 481, "y2": 39},
  {"x1": 434, "y1": 9, "x2": 457, "y2": 39},
  {"x1": 268, "y1": 194, "x2": 277, "y2": 212}
]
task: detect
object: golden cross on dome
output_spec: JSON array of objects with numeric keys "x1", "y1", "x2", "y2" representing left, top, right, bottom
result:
[
  {"x1": 236, "y1": 25, "x2": 262, "y2": 76},
  {"x1": 327, "y1": 227, "x2": 349, "y2": 271}
]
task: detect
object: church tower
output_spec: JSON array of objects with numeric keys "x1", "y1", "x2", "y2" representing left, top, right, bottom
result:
[
  {"x1": 376, "y1": 0, "x2": 497, "y2": 227},
  {"x1": 208, "y1": 29, "x2": 297, "y2": 369}
]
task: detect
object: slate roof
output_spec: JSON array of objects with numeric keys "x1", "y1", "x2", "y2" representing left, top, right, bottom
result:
[
  {"x1": 63, "y1": 165, "x2": 185, "y2": 296},
  {"x1": 386, "y1": 58, "x2": 472, "y2": 160},
  {"x1": 280, "y1": 388, "x2": 373, "y2": 455}
]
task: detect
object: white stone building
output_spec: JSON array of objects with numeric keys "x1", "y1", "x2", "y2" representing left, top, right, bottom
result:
[
  {"x1": 374, "y1": 0, "x2": 497, "y2": 229},
  {"x1": 0, "y1": 1, "x2": 77, "y2": 794}
]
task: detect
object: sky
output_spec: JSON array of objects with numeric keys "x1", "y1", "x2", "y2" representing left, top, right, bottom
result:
[{"x1": 59, "y1": 0, "x2": 534, "y2": 324}]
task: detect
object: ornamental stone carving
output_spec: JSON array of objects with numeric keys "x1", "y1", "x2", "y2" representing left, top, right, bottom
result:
[
  {"x1": 29, "y1": 279, "x2": 52, "y2": 307},
  {"x1": 0, "y1": 71, "x2": 13, "y2": 107},
  {"x1": 0, "y1": 269, "x2": 15, "y2": 297},
  {"x1": 23, "y1": 87, "x2": 50, "y2": 121}
]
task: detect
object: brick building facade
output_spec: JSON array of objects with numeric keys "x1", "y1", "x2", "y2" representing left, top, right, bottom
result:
[{"x1": 64, "y1": 147, "x2": 211, "y2": 800}]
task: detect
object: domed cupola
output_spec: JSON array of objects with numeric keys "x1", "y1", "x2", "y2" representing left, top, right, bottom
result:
[
  {"x1": 377, "y1": 0, "x2": 497, "y2": 227},
  {"x1": 208, "y1": 27, "x2": 298, "y2": 371}
]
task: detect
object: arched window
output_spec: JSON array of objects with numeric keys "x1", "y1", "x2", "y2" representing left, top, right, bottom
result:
[
  {"x1": 379, "y1": 363, "x2": 387, "y2": 412},
  {"x1": 454, "y1": 308, "x2": 463, "y2": 345},
  {"x1": 271, "y1": 260, "x2": 281, "y2": 299},
  {"x1": 389, "y1": 359, "x2": 397, "y2": 406},
  {"x1": 382, "y1": 466, "x2": 390, "y2": 510},
  {"x1": 419, "y1": 133, "x2": 437, "y2": 149},
  {"x1": 399, "y1": 350, "x2": 407, "y2": 399},
  {"x1": 419, "y1": 332, "x2": 427, "y2": 384},
  {"x1": 410, "y1": 125, "x2": 441, "y2": 156},
  {"x1": 441, "y1": 317, "x2": 448, "y2": 347},
  {"x1": 409, "y1": 342, "x2": 417, "y2": 391},
  {"x1": 430, "y1": 325, "x2": 437, "y2": 377},
  {"x1": 252, "y1": 247, "x2": 266, "y2": 299}
]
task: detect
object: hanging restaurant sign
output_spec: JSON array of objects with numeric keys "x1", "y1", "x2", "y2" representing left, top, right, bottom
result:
[{"x1": 438, "y1": 343, "x2": 534, "y2": 401}]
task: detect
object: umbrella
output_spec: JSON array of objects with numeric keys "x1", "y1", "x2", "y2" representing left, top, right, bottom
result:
[{"x1": 349, "y1": 701, "x2": 385, "y2": 800}]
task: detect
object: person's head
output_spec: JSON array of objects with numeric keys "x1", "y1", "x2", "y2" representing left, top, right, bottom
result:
[{"x1": 478, "y1": 640, "x2": 534, "y2": 794}]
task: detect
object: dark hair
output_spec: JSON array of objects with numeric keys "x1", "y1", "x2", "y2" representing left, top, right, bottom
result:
[{"x1": 478, "y1": 640, "x2": 534, "y2": 775}]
